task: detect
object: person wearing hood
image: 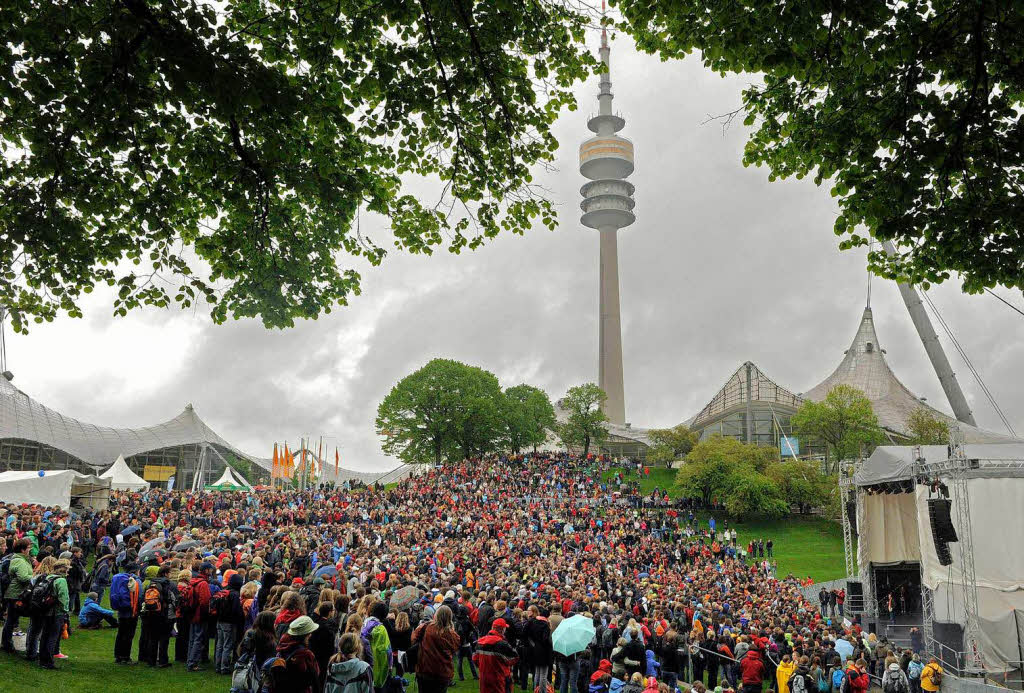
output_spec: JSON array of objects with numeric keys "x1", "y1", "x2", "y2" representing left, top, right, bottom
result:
[
  {"x1": 777, "y1": 654, "x2": 797, "y2": 693},
  {"x1": 740, "y1": 646, "x2": 766, "y2": 693},
  {"x1": 79, "y1": 591, "x2": 118, "y2": 629},
  {"x1": 361, "y1": 599, "x2": 393, "y2": 691},
  {"x1": 275, "y1": 615, "x2": 321, "y2": 693},
  {"x1": 326, "y1": 631, "x2": 375, "y2": 693},
  {"x1": 89, "y1": 551, "x2": 115, "y2": 605},
  {"x1": 591, "y1": 658, "x2": 613, "y2": 685},
  {"x1": 882, "y1": 661, "x2": 910, "y2": 693},
  {"x1": 186, "y1": 561, "x2": 214, "y2": 671},
  {"x1": 214, "y1": 572, "x2": 245, "y2": 674},
  {"x1": 139, "y1": 564, "x2": 175, "y2": 667},
  {"x1": 642, "y1": 677, "x2": 660, "y2": 693},
  {"x1": 590, "y1": 673, "x2": 613, "y2": 693},
  {"x1": 474, "y1": 618, "x2": 518, "y2": 693}
]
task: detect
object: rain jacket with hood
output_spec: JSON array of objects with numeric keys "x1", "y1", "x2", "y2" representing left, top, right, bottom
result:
[
  {"x1": 777, "y1": 658, "x2": 797, "y2": 693},
  {"x1": 473, "y1": 628, "x2": 519, "y2": 693},
  {"x1": 324, "y1": 656, "x2": 374, "y2": 693},
  {"x1": 361, "y1": 608, "x2": 393, "y2": 688}
]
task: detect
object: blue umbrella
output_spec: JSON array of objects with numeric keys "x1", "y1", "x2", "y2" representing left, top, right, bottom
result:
[
  {"x1": 236, "y1": 525, "x2": 256, "y2": 533},
  {"x1": 552, "y1": 614, "x2": 596, "y2": 656},
  {"x1": 315, "y1": 565, "x2": 338, "y2": 578},
  {"x1": 121, "y1": 525, "x2": 141, "y2": 536},
  {"x1": 834, "y1": 638, "x2": 854, "y2": 662}
]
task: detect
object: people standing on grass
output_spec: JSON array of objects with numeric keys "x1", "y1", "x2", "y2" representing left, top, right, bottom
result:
[
  {"x1": 1, "y1": 538, "x2": 33, "y2": 653},
  {"x1": 35, "y1": 558, "x2": 70, "y2": 670},
  {"x1": 413, "y1": 605, "x2": 462, "y2": 693}
]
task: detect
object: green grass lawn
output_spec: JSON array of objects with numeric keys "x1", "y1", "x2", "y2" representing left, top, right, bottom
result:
[{"x1": 603, "y1": 466, "x2": 846, "y2": 582}]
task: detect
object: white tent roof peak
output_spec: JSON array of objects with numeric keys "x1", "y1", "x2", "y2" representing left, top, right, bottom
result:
[
  {"x1": 803, "y1": 307, "x2": 1019, "y2": 444},
  {"x1": 100, "y1": 455, "x2": 149, "y2": 491}
]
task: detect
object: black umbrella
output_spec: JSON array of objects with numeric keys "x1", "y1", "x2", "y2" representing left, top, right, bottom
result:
[
  {"x1": 120, "y1": 524, "x2": 141, "y2": 537},
  {"x1": 172, "y1": 539, "x2": 201, "y2": 551},
  {"x1": 236, "y1": 525, "x2": 256, "y2": 533},
  {"x1": 139, "y1": 548, "x2": 168, "y2": 563}
]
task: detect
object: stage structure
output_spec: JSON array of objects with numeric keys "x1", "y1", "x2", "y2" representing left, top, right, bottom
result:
[{"x1": 843, "y1": 435, "x2": 1024, "y2": 681}]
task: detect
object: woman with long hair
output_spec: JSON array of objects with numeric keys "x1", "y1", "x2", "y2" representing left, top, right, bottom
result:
[
  {"x1": 412, "y1": 605, "x2": 462, "y2": 693},
  {"x1": 237, "y1": 610, "x2": 278, "y2": 666},
  {"x1": 325, "y1": 632, "x2": 374, "y2": 693},
  {"x1": 275, "y1": 591, "x2": 307, "y2": 638}
]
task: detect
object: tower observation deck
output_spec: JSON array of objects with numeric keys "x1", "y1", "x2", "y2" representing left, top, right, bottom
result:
[{"x1": 580, "y1": 25, "x2": 634, "y2": 425}]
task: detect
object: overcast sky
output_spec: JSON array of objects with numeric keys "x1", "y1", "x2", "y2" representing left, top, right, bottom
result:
[{"x1": 6, "y1": 35, "x2": 1024, "y2": 472}]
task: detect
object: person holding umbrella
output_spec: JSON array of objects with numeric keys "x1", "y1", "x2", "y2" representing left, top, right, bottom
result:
[{"x1": 474, "y1": 618, "x2": 518, "y2": 693}]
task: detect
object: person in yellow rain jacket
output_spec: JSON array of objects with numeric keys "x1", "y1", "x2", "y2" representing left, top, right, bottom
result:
[{"x1": 776, "y1": 654, "x2": 797, "y2": 693}]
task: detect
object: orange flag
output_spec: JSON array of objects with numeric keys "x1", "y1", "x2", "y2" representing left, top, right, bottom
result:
[{"x1": 272, "y1": 442, "x2": 280, "y2": 479}]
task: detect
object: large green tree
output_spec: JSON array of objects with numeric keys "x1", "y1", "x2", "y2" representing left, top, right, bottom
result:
[
  {"x1": 906, "y1": 407, "x2": 951, "y2": 445},
  {"x1": 558, "y1": 383, "x2": 608, "y2": 457},
  {"x1": 503, "y1": 384, "x2": 557, "y2": 454},
  {"x1": 646, "y1": 424, "x2": 699, "y2": 467},
  {"x1": 376, "y1": 358, "x2": 504, "y2": 465},
  {"x1": 675, "y1": 435, "x2": 777, "y2": 506},
  {"x1": 791, "y1": 384, "x2": 886, "y2": 471},
  {"x1": 0, "y1": 1, "x2": 594, "y2": 332},
  {"x1": 767, "y1": 458, "x2": 835, "y2": 514},
  {"x1": 617, "y1": 0, "x2": 1024, "y2": 294}
]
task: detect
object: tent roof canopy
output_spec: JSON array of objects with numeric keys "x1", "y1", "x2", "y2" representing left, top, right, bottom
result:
[
  {"x1": 856, "y1": 442, "x2": 1024, "y2": 486},
  {"x1": 685, "y1": 361, "x2": 803, "y2": 429},
  {"x1": 803, "y1": 307, "x2": 1018, "y2": 444},
  {"x1": 0, "y1": 375, "x2": 260, "y2": 469},
  {"x1": 100, "y1": 455, "x2": 149, "y2": 490}
]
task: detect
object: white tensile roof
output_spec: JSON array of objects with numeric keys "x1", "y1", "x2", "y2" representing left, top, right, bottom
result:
[
  {"x1": 0, "y1": 375, "x2": 258, "y2": 469},
  {"x1": 802, "y1": 307, "x2": 1018, "y2": 444}
]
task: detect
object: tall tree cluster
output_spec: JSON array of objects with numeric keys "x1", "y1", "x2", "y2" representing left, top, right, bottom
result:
[
  {"x1": 0, "y1": 0, "x2": 594, "y2": 332},
  {"x1": 375, "y1": 359, "x2": 557, "y2": 465}
]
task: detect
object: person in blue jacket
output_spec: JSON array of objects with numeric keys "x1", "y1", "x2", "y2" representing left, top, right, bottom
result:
[{"x1": 79, "y1": 592, "x2": 118, "y2": 629}]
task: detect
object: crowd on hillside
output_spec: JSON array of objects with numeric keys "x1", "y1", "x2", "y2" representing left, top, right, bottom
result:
[{"x1": 0, "y1": 453, "x2": 944, "y2": 693}]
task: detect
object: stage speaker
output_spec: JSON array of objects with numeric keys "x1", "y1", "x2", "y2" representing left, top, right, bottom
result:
[
  {"x1": 846, "y1": 581, "x2": 864, "y2": 612},
  {"x1": 928, "y1": 498, "x2": 958, "y2": 542},
  {"x1": 846, "y1": 499, "x2": 858, "y2": 536},
  {"x1": 928, "y1": 498, "x2": 957, "y2": 566}
]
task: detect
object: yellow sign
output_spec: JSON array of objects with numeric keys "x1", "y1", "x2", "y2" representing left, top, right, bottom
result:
[{"x1": 143, "y1": 464, "x2": 176, "y2": 482}]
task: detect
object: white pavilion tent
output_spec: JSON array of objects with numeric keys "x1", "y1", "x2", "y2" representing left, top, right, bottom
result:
[
  {"x1": 100, "y1": 455, "x2": 149, "y2": 491},
  {"x1": 0, "y1": 469, "x2": 110, "y2": 509}
]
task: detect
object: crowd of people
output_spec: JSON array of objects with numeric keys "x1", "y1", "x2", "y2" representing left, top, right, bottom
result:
[{"x1": 0, "y1": 453, "x2": 945, "y2": 693}]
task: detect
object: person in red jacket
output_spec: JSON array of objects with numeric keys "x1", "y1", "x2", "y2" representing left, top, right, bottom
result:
[
  {"x1": 186, "y1": 562, "x2": 213, "y2": 671},
  {"x1": 474, "y1": 619, "x2": 519, "y2": 693},
  {"x1": 740, "y1": 647, "x2": 767, "y2": 693},
  {"x1": 848, "y1": 660, "x2": 870, "y2": 693}
]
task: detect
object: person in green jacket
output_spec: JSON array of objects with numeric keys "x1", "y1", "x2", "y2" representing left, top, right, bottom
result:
[
  {"x1": 37, "y1": 558, "x2": 71, "y2": 670},
  {"x1": 1, "y1": 538, "x2": 34, "y2": 653}
]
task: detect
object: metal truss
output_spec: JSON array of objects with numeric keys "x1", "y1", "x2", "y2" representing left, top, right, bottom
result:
[{"x1": 914, "y1": 428, "x2": 988, "y2": 674}]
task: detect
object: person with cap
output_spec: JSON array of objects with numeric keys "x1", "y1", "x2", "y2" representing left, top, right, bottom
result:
[
  {"x1": 270, "y1": 614, "x2": 321, "y2": 693},
  {"x1": 474, "y1": 617, "x2": 518, "y2": 693},
  {"x1": 185, "y1": 561, "x2": 214, "y2": 671}
]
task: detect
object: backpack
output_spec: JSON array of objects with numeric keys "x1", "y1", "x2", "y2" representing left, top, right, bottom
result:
[
  {"x1": 142, "y1": 583, "x2": 165, "y2": 614},
  {"x1": 907, "y1": 662, "x2": 923, "y2": 681},
  {"x1": 791, "y1": 672, "x2": 809, "y2": 693},
  {"x1": 926, "y1": 667, "x2": 943, "y2": 687},
  {"x1": 260, "y1": 648, "x2": 302, "y2": 693},
  {"x1": 817, "y1": 671, "x2": 829, "y2": 693},
  {"x1": 0, "y1": 555, "x2": 12, "y2": 597},
  {"x1": 29, "y1": 575, "x2": 58, "y2": 615},
  {"x1": 210, "y1": 589, "x2": 232, "y2": 619},
  {"x1": 230, "y1": 651, "x2": 264, "y2": 693},
  {"x1": 831, "y1": 668, "x2": 845, "y2": 693},
  {"x1": 838, "y1": 670, "x2": 852, "y2": 693},
  {"x1": 110, "y1": 573, "x2": 137, "y2": 611},
  {"x1": 602, "y1": 627, "x2": 617, "y2": 650},
  {"x1": 182, "y1": 577, "x2": 205, "y2": 612},
  {"x1": 883, "y1": 673, "x2": 907, "y2": 693},
  {"x1": 324, "y1": 661, "x2": 372, "y2": 693}
]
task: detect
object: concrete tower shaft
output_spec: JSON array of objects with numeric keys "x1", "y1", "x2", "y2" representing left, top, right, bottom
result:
[{"x1": 579, "y1": 27, "x2": 633, "y2": 425}]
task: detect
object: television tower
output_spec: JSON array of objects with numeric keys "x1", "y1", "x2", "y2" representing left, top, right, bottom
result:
[{"x1": 579, "y1": 16, "x2": 635, "y2": 425}]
